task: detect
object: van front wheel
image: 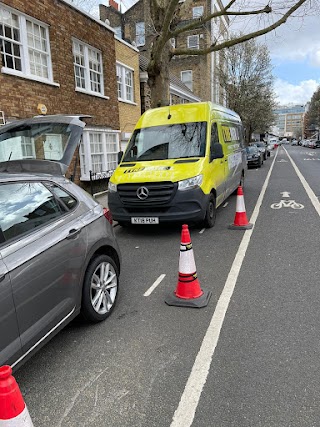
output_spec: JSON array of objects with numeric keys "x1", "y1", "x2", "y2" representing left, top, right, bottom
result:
[{"x1": 203, "y1": 194, "x2": 216, "y2": 228}]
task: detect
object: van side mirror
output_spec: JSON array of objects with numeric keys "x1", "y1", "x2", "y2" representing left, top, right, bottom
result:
[
  {"x1": 117, "y1": 151, "x2": 123, "y2": 164},
  {"x1": 210, "y1": 143, "x2": 224, "y2": 161}
]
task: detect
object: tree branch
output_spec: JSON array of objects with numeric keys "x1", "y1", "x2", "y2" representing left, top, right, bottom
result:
[
  {"x1": 170, "y1": 4, "x2": 273, "y2": 38},
  {"x1": 171, "y1": 0, "x2": 309, "y2": 57}
]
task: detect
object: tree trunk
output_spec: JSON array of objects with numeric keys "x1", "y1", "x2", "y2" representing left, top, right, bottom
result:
[{"x1": 147, "y1": 42, "x2": 171, "y2": 108}]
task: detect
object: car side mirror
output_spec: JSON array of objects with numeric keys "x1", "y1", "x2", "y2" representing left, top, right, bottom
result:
[
  {"x1": 117, "y1": 151, "x2": 123, "y2": 164},
  {"x1": 210, "y1": 143, "x2": 224, "y2": 161}
]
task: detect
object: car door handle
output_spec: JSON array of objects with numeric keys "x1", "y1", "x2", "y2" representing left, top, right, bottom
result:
[
  {"x1": 66, "y1": 228, "x2": 81, "y2": 239},
  {"x1": 0, "y1": 274, "x2": 5, "y2": 282}
]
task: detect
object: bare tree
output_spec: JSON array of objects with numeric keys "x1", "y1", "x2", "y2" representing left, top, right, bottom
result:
[
  {"x1": 146, "y1": 0, "x2": 316, "y2": 107},
  {"x1": 217, "y1": 37, "x2": 276, "y2": 143},
  {"x1": 71, "y1": 0, "x2": 317, "y2": 108}
]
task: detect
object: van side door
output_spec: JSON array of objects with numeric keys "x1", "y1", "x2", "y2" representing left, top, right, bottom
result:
[
  {"x1": 221, "y1": 123, "x2": 244, "y2": 197},
  {"x1": 208, "y1": 122, "x2": 227, "y2": 206}
]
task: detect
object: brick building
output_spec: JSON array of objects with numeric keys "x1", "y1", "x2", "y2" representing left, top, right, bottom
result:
[
  {"x1": 114, "y1": 36, "x2": 141, "y2": 151},
  {"x1": 100, "y1": 0, "x2": 228, "y2": 106},
  {"x1": 100, "y1": 0, "x2": 202, "y2": 110},
  {"x1": 0, "y1": 0, "x2": 140, "y2": 193}
]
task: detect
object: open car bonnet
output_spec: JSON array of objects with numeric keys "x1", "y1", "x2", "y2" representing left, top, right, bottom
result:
[{"x1": 0, "y1": 115, "x2": 88, "y2": 175}]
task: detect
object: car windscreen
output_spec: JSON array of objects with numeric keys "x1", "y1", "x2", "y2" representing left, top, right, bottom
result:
[
  {"x1": 0, "y1": 123, "x2": 82, "y2": 163},
  {"x1": 246, "y1": 146, "x2": 259, "y2": 154},
  {"x1": 122, "y1": 122, "x2": 207, "y2": 162}
]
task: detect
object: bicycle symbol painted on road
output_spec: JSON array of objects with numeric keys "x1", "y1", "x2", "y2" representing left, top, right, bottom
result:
[{"x1": 270, "y1": 200, "x2": 304, "y2": 209}]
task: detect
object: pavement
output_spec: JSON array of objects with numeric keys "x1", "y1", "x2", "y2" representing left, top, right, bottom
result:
[{"x1": 94, "y1": 191, "x2": 109, "y2": 208}]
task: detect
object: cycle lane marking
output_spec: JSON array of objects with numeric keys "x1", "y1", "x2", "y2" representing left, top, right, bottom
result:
[
  {"x1": 170, "y1": 151, "x2": 279, "y2": 427},
  {"x1": 283, "y1": 147, "x2": 320, "y2": 217}
]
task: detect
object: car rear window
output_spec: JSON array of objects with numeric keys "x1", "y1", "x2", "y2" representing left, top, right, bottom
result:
[
  {"x1": 0, "y1": 182, "x2": 63, "y2": 242},
  {"x1": 48, "y1": 185, "x2": 77, "y2": 210}
]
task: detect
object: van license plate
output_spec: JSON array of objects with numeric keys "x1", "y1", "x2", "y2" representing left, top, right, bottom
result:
[{"x1": 131, "y1": 217, "x2": 159, "y2": 224}]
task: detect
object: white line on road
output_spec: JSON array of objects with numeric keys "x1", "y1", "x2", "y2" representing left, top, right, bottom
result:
[
  {"x1": 170, "y1": 151, "x2": 279, "y2": 427},
  {"x1": 143, "y1": 274, "x2": 166, "y2": 297},
  {"x1": 284, "y1": 147, "x2": 320, "y2": 217},
  {"x1": 199, "y1": 228, "x2": 205, "y2": 234}
]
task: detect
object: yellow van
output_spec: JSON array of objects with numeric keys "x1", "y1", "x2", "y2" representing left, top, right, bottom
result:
[{"x1": 108, "y1": 102, "x2": 246, "y2": 227}]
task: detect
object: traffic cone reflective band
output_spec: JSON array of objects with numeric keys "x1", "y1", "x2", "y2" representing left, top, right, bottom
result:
[
  {"x1": 165, "y1": 224, "x2": 211, "y2": 308},
  {"x1": 229, "y1": 186, "x2": 253, "y2": 230},
  {"x1": 0, "y1": 365, "x2": 34, "y2": 426}
]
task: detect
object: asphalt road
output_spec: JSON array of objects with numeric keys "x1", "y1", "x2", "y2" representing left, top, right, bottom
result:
[{"x1": 15, "y1": 145, "x2": 320, "y2": 427}]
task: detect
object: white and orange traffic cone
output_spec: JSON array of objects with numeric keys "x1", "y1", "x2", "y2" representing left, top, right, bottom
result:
[
  {"x1": 0, "y1": 365, "x2": 34, "y2": 426},
  {"x1": 229, "y1": 185, "x2": 253, "y2": 230},
  {"x1": 165, "y1": 224, "x2": 211, "y2": 308}
]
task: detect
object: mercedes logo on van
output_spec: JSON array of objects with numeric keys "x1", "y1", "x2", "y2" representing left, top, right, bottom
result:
[{"x1": 137, "y1": 186, "x2": 149, "y2": 200}]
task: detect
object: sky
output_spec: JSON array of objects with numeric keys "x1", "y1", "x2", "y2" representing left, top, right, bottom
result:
[
  {"x1": 83, "y1": 0, "x2": 320, "y2": 106},
  {"x1": 255, "y1": 12, "x2": 320, "y2": 106}
]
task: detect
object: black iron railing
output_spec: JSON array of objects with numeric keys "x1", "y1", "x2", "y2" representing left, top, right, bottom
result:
[{"x1": 89, "y1": 170, "x2": 115, "y2": 195}]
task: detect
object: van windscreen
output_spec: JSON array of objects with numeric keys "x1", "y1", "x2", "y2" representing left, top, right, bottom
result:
[{"x1": 123, "y1": 122, "x2": 207, "y2": 162}]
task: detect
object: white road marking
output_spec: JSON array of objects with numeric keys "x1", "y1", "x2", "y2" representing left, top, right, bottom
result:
[
  {"x1": 143, "y1": 274, "x2": 166, "y2": 296},
  {"x1": 199, "y1": 228, "x2": 205, "y2": 234},
  {"x1": 280, "y1": 191, "x2": 290, "y2": 197},
  {"x1": 284, "y1": 147, "x2": 320, "y2": 217},
  {"x1": 223, "y1": 202, "x2": 229, "y2": 207},
  {"x1": 170, "y1": 151, "x2": 279, "y2": 427}
]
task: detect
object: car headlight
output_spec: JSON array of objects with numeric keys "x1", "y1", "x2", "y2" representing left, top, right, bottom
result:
[
  {"x1": 178, "y1": 175, "x2": 203, "y2": 191},
  {"x1": 108, "y1": 181, "x2": 117, "y2": 192}
]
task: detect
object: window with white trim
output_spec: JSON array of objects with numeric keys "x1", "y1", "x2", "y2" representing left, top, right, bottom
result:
[
  {"x1": 187, "y1": 35, "x2": 199, "y2": 49},
  {"x1": 114, "y1": 26, "x2": 121, "y2": 38},
  {"x1": 192, "y1": 6, "x2": 204, "y2": 18},
  {"x1": 116, "y1": 63, "x2": 134, "y2": 102},
  {"x1": 135, "y1": 22, "x2": 145, "y2": 46},
  {"x1": 79, "y1": 129, "x2": 120, "y2": 180},
  {"x1": 181, "y1": 70, "x2": 193, "y2": 91},
  {"x1": 73, "y1": 40, "x2": 103, "y2": 96},
  {"x1": 0, "y1": 5, "x2": 53, "y2": 82}
]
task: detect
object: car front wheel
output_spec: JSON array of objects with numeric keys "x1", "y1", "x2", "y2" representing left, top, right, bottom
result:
[
  {"x1": 81, "y1": 254, "x2": 119, "y2": 322},
  {"x1": 203, "y1": 194, "x2": 216, "y2": 228}
]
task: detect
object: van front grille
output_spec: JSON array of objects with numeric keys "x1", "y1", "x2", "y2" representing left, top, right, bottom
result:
[{"x1": 117, "y1": 182, "x2": 176, "y2": 206}]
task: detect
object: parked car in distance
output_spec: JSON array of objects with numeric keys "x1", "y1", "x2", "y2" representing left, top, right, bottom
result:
[
  {"x1": 245, "y1": 146, "x2": 263, "y2": 168},
  {"x1": 291, "y1": 139, "x2": 298, "y2": 145},
  {"x1": 254, "y1": 141, "x2": 269, "y2": 159},
  {"x1": 0, "y1": 115, "x2": 122, "y2": 370},
  {"x1": 308, "y1": 140, "x2": 317, "y2": 149},
  {"x1": 268, "y1": 138, "x2": 279, "y2": 150},
  {"x1": 315, "y1": 140, "x2": 320, "y2": 148}
]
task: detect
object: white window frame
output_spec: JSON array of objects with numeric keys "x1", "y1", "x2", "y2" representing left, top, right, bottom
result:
[
  {"x1": 0, "y1": 4, "x2": 55, "y2": 85},
  {"x1": 79, "y1": 128, "x2": 121, "y2": 181},
  {"x1": 181, "y1": 70, "x2": 193, "y2": 91},
  {"x1": 135, "y1": 22, "x2": 145, "y2": 46},
  {"x1": 114, "y1": 26, "x2": 121, "y2": 39},
  {"x1": 116, "y1": 61, "x2": 134, "y2": 103},
  {"x1": 72, "y1": 39, "x2": 105, "y2": 98},
  {"x1": 192, "y1": 6, "x2": 204, "y2": 18},
  {"x1": 187, "y1": 35, "x2": 199, "y2": 49}
]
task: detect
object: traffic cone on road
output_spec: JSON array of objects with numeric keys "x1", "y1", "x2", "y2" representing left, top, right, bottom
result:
[
  {"x1": 165, "y1": 224, "x2": 211, "y2": 308},
  {"x1": 229, "y1": 186, "x2": 253, "y2": 230},
  {"x1": 0, "y1": 365, "x2": 34, "y2": 426}
]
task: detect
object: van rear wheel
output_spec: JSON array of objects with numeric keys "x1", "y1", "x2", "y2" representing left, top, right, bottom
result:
[{"x1": 203, "y1": 194, "x2": 216, "y2": 228}]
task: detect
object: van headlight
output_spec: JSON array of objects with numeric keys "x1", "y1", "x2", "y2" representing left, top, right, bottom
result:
[
  {"x1": 178, "y1": 175, "x2": 203, "y2": 191},
  {"x1": 108, "y1": 181, "x2": 117, "y2": 192}
]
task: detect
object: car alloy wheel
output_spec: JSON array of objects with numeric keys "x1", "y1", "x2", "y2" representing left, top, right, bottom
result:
[{"x1": 81, "y1": 255, "x2": 119, "y2": 322}]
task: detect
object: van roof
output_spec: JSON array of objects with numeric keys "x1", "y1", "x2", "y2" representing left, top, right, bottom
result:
[{"x1": 136, "y1": 102, "x2": 241, "y2": 128}]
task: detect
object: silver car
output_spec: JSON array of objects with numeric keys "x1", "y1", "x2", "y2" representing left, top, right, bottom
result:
[{"x1": 0, "y1": 115, "x2": 121, "y2": 370}]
